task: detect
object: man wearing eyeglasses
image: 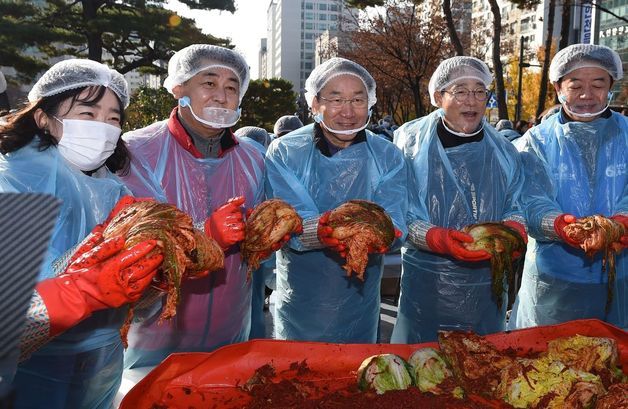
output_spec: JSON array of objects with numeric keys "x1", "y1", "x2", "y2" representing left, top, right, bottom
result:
[
  {"x1": 264, "y1": 57, "x2": 408, "y2": 343},
  {"x1": 392, "y1": 56, "x2": 527, "y2": 343}
]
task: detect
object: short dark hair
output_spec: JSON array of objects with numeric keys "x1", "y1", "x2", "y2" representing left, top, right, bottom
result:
[{"x1": 0, "y1": 85, "x2": 131, "y2": 174}]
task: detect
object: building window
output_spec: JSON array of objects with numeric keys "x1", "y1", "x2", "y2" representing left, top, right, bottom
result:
[
  {"x1": 319, "y1": 13, "x2": 327, "y2": 20},
  {"x1": 319, "y1": 23, "x2": 327, "y2": 30},
  {"x1": 305, "y1": 22, "x2": 313, "y2": 29},
  {"x1": 330, "y1": 14, "x2": 338, "y2": 21},
  {"x1": 319, "y1": 3, "x2": 327, "y2": 10},
  {"x1": 305, "y1": 42, "x2": 314, "y2": 49},
  {"x1": 306, "y1": 11, "x2": 314, "y2": 20},
  {"x1": 330, "y1": 4, "x2": 338, "y2": 11},
  {"x1": 305, "y1": 2, "x2": 313, "y2": 10},
  {"x1": 305, "y1": 32, "x2": 314, "y2": 39},
  {"x1": 305, "y1": 62, "x2": 312, "y2": 69}
]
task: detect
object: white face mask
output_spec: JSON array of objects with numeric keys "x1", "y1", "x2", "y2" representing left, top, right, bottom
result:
[
  {"x1": 178, "y1": 96, "x2": 241, "y2": 128},
  {"x1": 55, "y1": 118, "x2": 121, "y2": 171}
]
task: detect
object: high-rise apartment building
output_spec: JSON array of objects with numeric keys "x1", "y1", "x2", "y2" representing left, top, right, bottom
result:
[{"x1": 261, "y1": 0, "x2": 345, "y2": 92}]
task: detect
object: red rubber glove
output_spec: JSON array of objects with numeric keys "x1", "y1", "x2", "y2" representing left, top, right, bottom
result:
[
  {"x1": 37, "y1": 233, "x2": 163, "y2": 336},
  {"x1": 367, "y1": 228, "x2": 403, "y2": 254},
  {"x1": 425, "y1": 227, "x2": 491, "y2": 262},
  {"x1": 610, "y1": 214, "x2": 628, "y2": 247},
  {"x1": 204, "y1": 196, "x2": 246, "y2": 250},
  {"x1": 317, "y1": 211, "x2": 347, "y2": 256},
  {"x1": 553, "y1": 213, "x2": 579, "y2": 248}
]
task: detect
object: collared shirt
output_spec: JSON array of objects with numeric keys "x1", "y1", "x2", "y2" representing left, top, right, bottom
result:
[
  {"x1": 166, "y1": 108, "x2": 238, "y2": 159},
  {"x1": 436, "y1": 118, "x2": 484, "y2": 148},
  {"x1": 312, "y1": 123, "x2": 367, "y2": 157}
]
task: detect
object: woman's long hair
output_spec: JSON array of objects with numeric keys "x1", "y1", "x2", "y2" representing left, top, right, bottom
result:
[{"x1": 0, "y1": 85, "x2": 131, "y2": 175}]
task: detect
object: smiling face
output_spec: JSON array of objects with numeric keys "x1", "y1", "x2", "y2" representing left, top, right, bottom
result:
[
  {"x1": 553, "y1": 66, "x2": 612, "y2": 122},
  {"x1": 434, "y1": 79, "x2": 487, "y2": 134},
  {"x1": 35, "y1": 86, "x2": 122, "y2": 142},
  {"x1": 311, "y1": 74, "x2": 369, "y2": 148},
  {"x1": 173, "y1": 65, "x2": 240, "y2": 137}
]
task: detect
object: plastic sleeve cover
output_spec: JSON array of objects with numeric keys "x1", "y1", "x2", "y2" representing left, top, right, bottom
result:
[
  {"x1": 19, "y1": 290, "x2": 51, "y2": 361},
  {"x1": 407, "y1": 219, "x2": 434, "y2": 251}
]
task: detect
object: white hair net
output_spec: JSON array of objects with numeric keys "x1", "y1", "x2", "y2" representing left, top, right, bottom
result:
[
  {"x1": 163, "y1": 44, "x2": 250, "y2": 102},
  {"x1": 273, "y1": 115, "x2": 303, "y2": 136},
  {"x1": 28, "y1": 59, "x2": 129, "y2": 108},
  {"x1": 0, "y1": 71, "x2": 6, "y2": 94},
  {"x1": 428, "y1": 56, "x2": 493, "y2": 107},
  {"x1": 304, "y1": 57, "x2": 377, "y2": 108},
  {"x1": 549, "y1": 44, "x2": 623, "y2": 83}
]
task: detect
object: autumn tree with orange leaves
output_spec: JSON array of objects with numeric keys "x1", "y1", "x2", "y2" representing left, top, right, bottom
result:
[{"x1": 332, "y1": 0, "x2": 453, "y2": 123}]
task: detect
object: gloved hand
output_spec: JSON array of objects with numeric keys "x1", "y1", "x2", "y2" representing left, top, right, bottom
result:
[
  {"x1": 204, "y1": 196, "x2": 246, "y2": 250},
  {"x1": 425, "y1": 227, "x2": 491, "y2": 262},
  {"x1": 553, "y1": 213, "x2": 579, "y2": 248},
  {"x1": 610, "y1": 214, "x2": 628, "y2": 246},
  {"x1": 317, "y1": 211, "x2": 347, "y2": 256},
  {"x1": 367, "y1": 228, "x2": 403, "y2": 254},
  {"x1": 37, "y1": 233, "x2": 163, "y2": 336}
]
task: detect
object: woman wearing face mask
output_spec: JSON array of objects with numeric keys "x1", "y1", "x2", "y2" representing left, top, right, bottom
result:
[
  {"x1": 509, "y1": 44, "x2": 627, "y2": 330},
  {"x1": 392, "y1": 57, "x2": 527, "y2": 343},
  {"x1": 0, "y1": 59, "x2": 164, "y2": 408}
]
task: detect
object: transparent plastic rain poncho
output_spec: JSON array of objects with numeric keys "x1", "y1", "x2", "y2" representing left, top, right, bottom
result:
[
  {"x1": 391, "y1": 110, "x2": 525, "y2": 343},
  {"x1": 28, "y1": 59, "x2": 130, "y2": 108},
  {"x1": 509, "y1": 110, "x2": 627, "y2": 330},
  {"x1": 304, "y1": 57, "x2": 377, "y2": 108},
  {"x1": 265, "y1": 124, "x2": 408, "y2": 343},
  {"x1": 427, "y1": 56, "x2": 493, "y2": 107},
  {"x1": 0, "y1": 138, "x2": 130, "y2": 408},
  {"x1": 163, "y1": 44, "x2": 250, "y2": 102},
  {"x1": 120, "y1": 117, "x2": 265, "y2": 368},
  {"x1": 549, "y1": 44, "x2": 623, "y2": 83},
  {"x1": 233, "y1": 126, "x2": 275, "y2": 339}
]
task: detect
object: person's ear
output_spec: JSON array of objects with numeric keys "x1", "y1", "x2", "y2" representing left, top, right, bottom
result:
[
  {"x1": 33, "y1": 108, "x2": 49, "y2": 130},
  {"x1": 172, "y1": 84, "x2": 184, "y2": 99},
  {"x1": 311, "y1": 96, "x2": 321, "y2": 115},
  {"x1": 434, "y1": 91, "x2": 443, "y2": 107}
]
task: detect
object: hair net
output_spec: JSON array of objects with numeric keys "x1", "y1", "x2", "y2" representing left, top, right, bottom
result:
[
  {"x1": 0, "y1": 71, "x2": 6, "y2": 94},
  {"x1": 304, "y1": 57, "x2": 377, "y2": 108},
  {"x1": 273, "y1": 115, "x2": 303, "y2": 136},
  {"x1": 235, "y1": 126, "x2": 271, "y2": 148},
  {"x1": 495, "y1": 119, "x2": 513, "y2": 131},
  {"x1": 28, "y1": 59, "x2": 129, "y2": 108},
  {"x1": 549, "y1": 44, "x2": 623, "y2": 83},
  {"x1": 428, "y1": 56, "x2": 493, "y2": 107},
  {"x1": 163, "y1": 44, "x2": 250, "y2": 102}
]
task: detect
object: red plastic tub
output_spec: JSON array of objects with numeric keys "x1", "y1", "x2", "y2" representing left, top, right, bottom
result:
[{"x1": 120, "y1": 319, "x2": 627, "y2": 408}]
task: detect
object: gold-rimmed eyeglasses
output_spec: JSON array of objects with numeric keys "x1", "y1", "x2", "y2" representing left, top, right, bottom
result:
[
  {"x1": 317, "y1": 95, "x2": 368, "y2": 109},
  {"x1": 441, "y1": 89, "x2": 491, "y2": 102}
]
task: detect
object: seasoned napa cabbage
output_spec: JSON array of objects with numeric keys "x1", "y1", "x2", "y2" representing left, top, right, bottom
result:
[{"x1": 357, "y1": 354, "x2": 414, "y2": 394}]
